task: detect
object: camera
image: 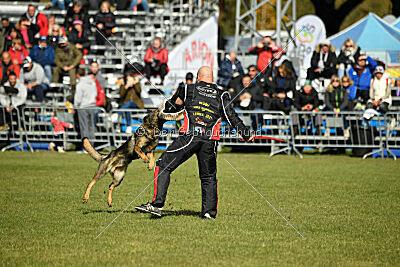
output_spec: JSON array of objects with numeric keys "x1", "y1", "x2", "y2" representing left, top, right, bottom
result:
[
  {"x1": 263, "y1": 42, "x2": 271, "y2": 47},
  {"x1": 0, "y1": 86, "x2": 19, "y2": 95}
]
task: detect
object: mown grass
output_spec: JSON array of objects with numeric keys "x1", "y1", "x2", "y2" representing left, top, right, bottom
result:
[{"x1": 0, "y1": 151, "x2": 399, "y2": 265}]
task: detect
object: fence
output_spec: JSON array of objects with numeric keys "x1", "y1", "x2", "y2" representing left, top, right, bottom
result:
[{"x1": 0, "y1": 106, "x2": 398, "y2": 159}]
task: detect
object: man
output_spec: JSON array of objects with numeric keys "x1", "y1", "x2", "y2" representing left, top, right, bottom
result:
[
  {"x1": 367, "y1": 66, "x2": 392, "y2": 114},
  {"x1": 20, "y1": 56, "x2": 49, "y2": 102},
  {"x1": 265, "y1": 45, "x2": 296, "y2": 81},
  {"x1": 74, "y1": 68, "x2": 97, "y2": 145},
  {"x1": 0, "y1": 52, "x2": 20, "y2": 85},
  {"x1": 0, "y1": 71, "x2": 27, "y2": 129},
  {"x1": 306, "y1": 39, "x2": 337, "y2": 80},
  {"x1": 89, "y1": 60, "x2": 106, "y2": 89},
  {"x1": 64, "y1": 0, "x2": 90, "y2": 33},
  {"x1": 347, "y1": 54, "x2": 377, "y2": 105},
  {"x1": 217, "y1": 50, "x2": 244, "y2": 88},
  {"x1": 236, "y1": 75, "x2": 264, "y2": 111},
  {"x1": 1, "y1": 17, "x2": 14, "y2": 37},
  {"x1": 248, "y1": 35, "x2": 275, "y2": 73},
  {"x1": 25, "y1": 4, "x2": 48, "y2": 37},
  {"x1": 52, "y1": 36, "x2": 82, "y2": 89},
  {"x1": 29, "y1": 36, "x2": 55, "y2": 82},
  {"x1": 135, "y1": 66, "x2": 254, "y2": 219},
  {"x1": 144, "y1": 37, "x2": 168, "y2": 85}
]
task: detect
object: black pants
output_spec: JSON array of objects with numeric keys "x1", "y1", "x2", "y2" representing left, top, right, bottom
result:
[
  {"x1": 306, "y1": 68, "x2": 335, "y2": 80},
  {"x1": 366, "y1": 101, "x2": 389, "y2": 114},
  {"x1": 151, "y1": 135, "x2": 218, "y2": 218},
  {"x1": 145, "y1": 62, "x2": 167, "y2": 81}
]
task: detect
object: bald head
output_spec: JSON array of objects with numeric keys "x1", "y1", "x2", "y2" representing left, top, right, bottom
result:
[{"x1": 197, "y1": 66, "x2": 214, "y2": 83}]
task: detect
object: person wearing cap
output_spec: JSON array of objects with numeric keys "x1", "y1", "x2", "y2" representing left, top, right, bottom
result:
[
  {"x1": 94, "y1": 1, "x2": 116, "y2": 46},
  {"x1": 8, "y1": 38, "x2": 29, "y2": 66},
  {"x1": 217, "y1": 51, "x2": 244, "y2": 88},
  {"x1": 178, "y1": 72, "x2": 194, "y2": 89},
  {"x1": 366, "y1": 66, "x2": 392, "y2": 114},
  {"x1": 347, "y1": 53, "x2": 378, "y2": 105},
  {"x1": 306, "y1": 39, "x2": 337, "y2": 81},
  {"x1": 25, "y1": 4, "x2": 48, "y2": 37},
  {"x1": 20, "y1": 56, "x2": 49, "y2": 102},
  {"x1": 0, "y1": 51, "x2": 20, "y2": 85},
  {"x1": 52, "y1": 36, "x2": 82, "y2": 88},
  {"x1": 248, "y1": 35, "x2": 276, "y2": 73},
  {"x1": 64, "y1": 0, "x2": 90, "y2": 33},
  {"x1": 68, "y1": 19, "x2": 90, "y2": 59},
  {"x1": 29, "y1": 36, "x2": 55, "y2": 82}
]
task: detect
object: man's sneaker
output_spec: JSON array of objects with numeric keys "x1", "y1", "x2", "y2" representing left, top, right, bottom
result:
[
  {"x1": 202, "y1": 213, "x2": 215, "y2": 220},
  {"x1": 135, "y1": 202, "x2": 162, "y2": 217}
]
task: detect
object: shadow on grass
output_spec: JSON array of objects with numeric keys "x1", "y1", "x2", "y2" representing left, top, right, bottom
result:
[{"x1": 82, "y1": 209, "x2": 200, "y2": 217}]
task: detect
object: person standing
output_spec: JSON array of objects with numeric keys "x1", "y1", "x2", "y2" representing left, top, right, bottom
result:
[
  {"x1": 135, "y1": 66, "x2": 254, "y2": 219},
  {"x1": 248, "y1": 35, "x2": 275, "y2": 73},
  {"x1": 74, "y1": 68, "x2": 97, "y2": 145}
]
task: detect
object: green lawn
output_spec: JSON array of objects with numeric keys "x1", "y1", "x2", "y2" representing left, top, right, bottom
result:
[{"x1": 0, "y1": 151, "x2": 399, "y2": 265}]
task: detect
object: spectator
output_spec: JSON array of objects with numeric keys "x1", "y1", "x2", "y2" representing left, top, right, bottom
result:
[
  {"x1": 8, "y1": 38, "x2": 29, "y2": 66},
  {"x1": 64, "y1": 0, "x2": 90, "y2": 33},
  {"x1": 48, "y1": 16, "x2": 66, "y2": 37},
  {"x1": 347, "y1": 54, "x2": 377, "y2": 104},
  {"x1": 217, "y1": 51, "x2": 244, "y2": 88},
  {"x1": 16, "y1": 16, "x2": 40, "y2": 49},
  {"x1": 324, "y1": 75, "x2": 349, "y2": 113},
  {"x1": 144, "y1": 37, "x2": 168, "y2": 85},
  {"x1": 5, "y1": 26, "x2": 26, "y2": 52},
  {"x1": 247, "y1": 64, "x2": 267, "y2": 91},
  {"x1": 25, "y1": 4, "x2": 48, "y2": 37},
  {"x1": 0, "y1": 51, "x2": 20, "y2": 85},
  {"x1": 50, "y1": 0, "x2": 73, "y2": 10},
  {"x1": 291, "y1": 80, "x2": 321, "y2": 135},
  {"x1": 306, "y1": 39, "x2": 337, "y2": 81},
  {"x1": 29, "y1": 36, "x2": 55, "y2": 82},
  {"x1": 236, "y1": 75, "x2": 264, "y2": 111},
  {"x1": 68, "y1": 20, "x2": 90, "y2": 63},
  {"x1": 1, "y1": 17, "x2": 14, "y2": 37},
  {"x1": 130, "y1": 0, "x2": 149, "y2": 12},
  {"x1": 74, "y1": 68, "x2": 97, "y2": 145},
  {"x1": 0, "y1": 72, "x2": 27, "y2": 130},
  {"x1": 119, "y1": 74, "x2": 144, "y2": 131},
  {"x1": 123, "y1": 55, "x2": 144, "y2": 77},
  {"x1": 89, "y1": 61, "x2": 106, "y2": 89},
  {"x1": 94, "y1": 1, "x2": 116, "y2": 46},
  {"x1": 270, "y1": 64, "x2": 296, "y2": 114},
  {"x1": 184, "y1": 72, "x2": 194, "y2": 85},
  {"x1": 53, "y1": 37, "x2": 82, "y2": 89},
  {"x1": 248, "y1": 35, "x2": 275, "y2": 73},
  {"x1": 337, "y1": 39, "x2": 361, "y2": 78},
  {"x1": 341, "y1": 75, "x2": 357, "y2": 111},
  {"x1": 88, "y1": 69, "x2": 105, "y2": 110},
  {"x1": 265, "y1": 45, "x2": 296, "y2": 81},
  {"x1": 47, "y1": 24, "x2": 66, "y2": 49},
  {"x1": 367, "y1": 66, "x2": 392, "y2": 114},
  {"x1": 0, "y1": 32, "x2": 3, "y2": 55},
  {"x1": 20, "y1": 56, "x2": 49, "y2": 102}
]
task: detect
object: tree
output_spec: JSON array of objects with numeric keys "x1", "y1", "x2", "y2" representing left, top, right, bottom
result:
[{"x1": 310, "y1": 0, "x2": 365, "y2": 36}]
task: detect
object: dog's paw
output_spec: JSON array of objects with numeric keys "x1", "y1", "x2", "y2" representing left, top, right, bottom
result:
[
  {"x1": 108, "y1": 203, "x2": 112, "y2": 208},
  {"x1": 148, "y1": 164, "x2": 154, "y2": 170},
  {"x1": 142, "y1": 156, "x2": 149, "y2": 163},
  {"x1": 83, "y1": 198, "x2": 88, "y2": 203}
]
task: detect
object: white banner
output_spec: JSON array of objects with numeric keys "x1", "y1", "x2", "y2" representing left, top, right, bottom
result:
[
  {"x1": 164, "y1": 12, "x2": 219, "y2": 86},
  {"x1": 287, "y1": 15, "x2": 326, "y2": 71}
]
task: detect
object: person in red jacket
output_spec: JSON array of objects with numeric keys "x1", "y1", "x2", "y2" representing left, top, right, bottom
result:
[
  {"x1": 144, "y1": 37, "x2": 168, "y2": 85},
  {"x1": 8, "y1": 38, "x2": 29, "y2": 66},
  {"x1": 248, "y1": 35, "x2": 275, "y2": 74},
  {"x1": 0, "y1": 51, "x2": 21, "y2": 84},
  {"x1": 25, "y1": 4, "x2": 48, "y2": 37}
]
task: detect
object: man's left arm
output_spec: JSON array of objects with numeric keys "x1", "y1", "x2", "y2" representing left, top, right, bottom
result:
[
  {"x1": 71, "y1": 47, "x2": 83, "y2": 67},
  {"x1": 367, "y1": 56, "x2": 377, "y2": 72}
]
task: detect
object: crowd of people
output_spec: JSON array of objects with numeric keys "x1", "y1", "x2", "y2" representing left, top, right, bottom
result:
[{"x1": 217, "y1": 36, "x2": 394, "y2": 119}]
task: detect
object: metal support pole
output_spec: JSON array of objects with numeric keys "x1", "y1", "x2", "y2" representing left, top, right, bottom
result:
[
  {"x1": 276, "y1": 0, "x2": 281, "y2": 46},
  {"x1": 234, "y1": 0, "x2": 241, "y2": 50}
]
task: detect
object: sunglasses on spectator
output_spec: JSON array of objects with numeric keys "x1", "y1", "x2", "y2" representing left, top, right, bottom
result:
[
  {"x1": 332, "y1": 80, "x2": 339, "y2": 82},
  {"x1": 346, "y1": 45, "x2": 352, "y2": 48},
  {"x1": 342, "y1": 80, "x2": 349, "y2": 83},
  {"x1": 358, "y1": 58, "x2": 366, "y2": 61}
]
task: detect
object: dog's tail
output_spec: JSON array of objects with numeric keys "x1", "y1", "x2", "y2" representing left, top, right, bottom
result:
[{"x1": 82, "y1": 138, "x2": 103, "y2": 162}]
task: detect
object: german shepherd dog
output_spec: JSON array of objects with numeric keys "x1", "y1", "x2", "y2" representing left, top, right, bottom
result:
[{"x1": 82, "y1": 110, "x2": 165, "y2": 207}]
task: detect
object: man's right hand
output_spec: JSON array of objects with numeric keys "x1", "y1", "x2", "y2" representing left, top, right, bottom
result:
[
  {"x1": 257, "y1": 41, "x2": 264, "y2": 49},
  {"x1": 63, "y1": 66, "x2": 69, "y2": 71},
  {"x1": 314, "y1": 68, "x2": 321, "y2": 72}
]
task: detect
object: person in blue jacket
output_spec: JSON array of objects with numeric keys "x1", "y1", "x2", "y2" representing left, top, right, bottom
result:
[
  {"x1": 347, "y1": 54, "x2": 377, "y2": 105},
  {"x1": 29, "y1": 36, "x2": 55, "y2": 82},
  {"x1": 217, "y1": 51, "x2": 244, "y2": 88}
]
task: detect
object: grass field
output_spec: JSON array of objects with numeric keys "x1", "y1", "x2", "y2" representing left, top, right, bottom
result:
[{"x1": 0, "y1": 151, "x2": 399, "y2": 265}]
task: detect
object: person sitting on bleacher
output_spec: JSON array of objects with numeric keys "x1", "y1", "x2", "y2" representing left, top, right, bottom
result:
[
  {"x1": 341, "y1": 75, "x2": 357, "y2": 111},
  {"x1": 144, "y1": 37, "x2": 168, "y2": 85},
  {"x1": 306, "y1": 39, "x2": 337, "y2": 81},
  {"x1": 68, "y1": 20, "x2": 90, "y2": 63},
  {"x1": 347, "y1": 53, "x2": 377, "y2": 105},
  {"x1": 291, "y1": 80, "x2": 322, "y2": 135},
  {"x1": 0, "y1": 52, "x2": 20, "y2": 85},
  {"x1": 270, "y1": 64, "x2": 296, "y2": 114},
  {"x1": 64, "y1": 0, "x2": 90, "y2": 33},
  {"x1": 47, "y1": 24, "x2": 67, "y2": 49},
  {"x1": 1, "y1": 17, "x2": 14, "y2": 39},
  {"x1": 324, "y1": 75, "x2": 349, "y2": 113},
  {"x1": 94, "y1": 1, "x2": 116, "y2": 46},
  {"x1": 235, "y1": 75, "x2": 264, "y2": 111},
  {"x1": 24, "y1": 4, "x2": 48, "y2": 37},
  {"x1": 16, "y1": 16, "x2": 40, "y2": 50},
  {"x1": 20, "y1": 56, "x2": 49, "y2": 103},
  {"x1": 366, "y1": 66, "x2": 392, "y2": 114},
  {"x1": 8, "y1": 38, "x2": 29, "y2": 67},
  {"x1": 217, "y1": 50, "x2": 244, "y2": 88},
  {"x1": 52, "y1": 37, "x2": 82, "y2": 90},
  {"x1": 337, "y1": 39, "x2": 361, "y2": 78},
  {"x1": 0, "y1": 71, "x2": 26, "y2": 131},
  {"x1": 29, "y1": 36, "x2": 55, "y2": 82}
]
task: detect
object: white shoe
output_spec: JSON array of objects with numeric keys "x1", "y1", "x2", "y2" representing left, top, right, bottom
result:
[
  {"x1": 48, "y1": 142, "x2": 56, "y2": 151},
  {"x1": 125, "y1": 126, "x2": 132, "y2": 133},
  {"x1": 57, "y1": 146, "x2": 65, "y2": 153},
  {"x1": 324, "y1": 128, "x2": 330, "y2": 137},
  {"x1": 111, "y1": 113, "x2": 119, "y2": 123},
  {"x1": 344, "y1": 128, "x2": 350, "y2": 138}
]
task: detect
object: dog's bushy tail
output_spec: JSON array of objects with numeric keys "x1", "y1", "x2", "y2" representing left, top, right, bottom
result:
[{"x1": 82, "y1": 138, "x2": 103, "y2": 162}]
